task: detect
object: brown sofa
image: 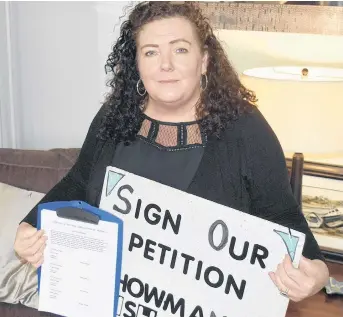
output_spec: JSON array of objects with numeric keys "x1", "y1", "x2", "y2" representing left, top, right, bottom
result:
[{"x1": 0, "y1": 148, "x2": 342, "y2": 317}]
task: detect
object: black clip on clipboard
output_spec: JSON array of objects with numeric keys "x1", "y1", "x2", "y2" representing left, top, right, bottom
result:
[{"x1": 56, "y1": 205, "x2": 100, "y2": 225}]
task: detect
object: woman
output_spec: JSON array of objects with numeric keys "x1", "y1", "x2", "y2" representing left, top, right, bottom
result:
[{"x1": 14, "y1": 1, "x2": 328, "y2": 303}]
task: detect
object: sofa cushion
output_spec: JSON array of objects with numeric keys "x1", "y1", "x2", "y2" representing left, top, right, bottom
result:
[
  {"x1": 0, "y1": 148, "x2": 79, "y2": 194},
  {"x1": 0, "y1": 182, "x2": 45, "y2": 254},
  {"x1": 0, "y1": 183, "x2": 44, "y2": 308}
]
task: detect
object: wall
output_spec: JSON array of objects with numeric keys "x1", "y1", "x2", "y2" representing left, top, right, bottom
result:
[
  {"x1": 0, "y1": 2, "x2": 16, "y2": 148},
  {"x1": 4, "y1": 1, "x2": 129, "y2": 150}
]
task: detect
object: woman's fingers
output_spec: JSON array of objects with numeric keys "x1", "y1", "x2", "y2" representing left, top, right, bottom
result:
[
  {"x1": 14, "y1": 222, "x2": 47, "y2": 266},
  {"x1": 16, "y1": 229, "x2": 43, "y2": 254},
  {"x1": 26, "y1": 239, "x2": 46, "y2": 264},
  {"x1": 270, "y1": 268, "x2": 288, "y2": 292},
  {"x1": 269, "y1": 271, "x2": 285, "y2": 291},
  {"x1": 14, "y1": 225, "x2": 38, "y2": 253},
  {"x1": 269, "y1": 255, "x2": 313, "y2": 302},
  {"x1": 23, "y1": 230, "x2": 45, "y2": 249},
  {"x1": 21, "y1": 233, "x2": 47, "y2": 258},
  {"x1": 276, "y1": 262, "x2": 298, "y2": 291},
  {"x1": 269, "y1": 269, "x2": 296, "y2": 301},
  {"x1": 283, "y1": 255, "x2": 305, "y2": 284},
  {"x1": 32, "y1": 255, "x2": 45, "y2": 268},
  {"x1": 278, "y1": 256, "x2": 306, "y2": 292},
  {"x1": 276, "y1": 260, "x2": 307, "y2": 301}
]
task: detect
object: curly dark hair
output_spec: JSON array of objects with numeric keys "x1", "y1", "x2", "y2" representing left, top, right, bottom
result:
[{"x1": 98, "y1": 1, "x2": 256, "y2": 142}]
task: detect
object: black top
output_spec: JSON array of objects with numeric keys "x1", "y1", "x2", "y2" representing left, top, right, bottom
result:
[
  {"x1": 21, "y1": 104, "x2": 325, "y2": 262},
  {"x1": 112, "y1": 114, "x2": 205, "y2": 193}
]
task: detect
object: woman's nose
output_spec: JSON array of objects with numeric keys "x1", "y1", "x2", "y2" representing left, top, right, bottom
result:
[{"x1": 160, "y1": 52, "x2": 174, "y2": 72}]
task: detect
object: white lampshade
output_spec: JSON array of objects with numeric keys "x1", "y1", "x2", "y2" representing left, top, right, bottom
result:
[{"x1": 240, "y1": 66, "x2": 343, "y2": 159}]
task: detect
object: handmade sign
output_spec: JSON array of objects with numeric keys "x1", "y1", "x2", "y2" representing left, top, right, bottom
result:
[{"x1": 99, "y1": 166, "x2": 305, "y2": 317}]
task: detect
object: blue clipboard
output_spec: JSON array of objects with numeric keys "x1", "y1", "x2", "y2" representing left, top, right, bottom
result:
[{"x1": 37, "y1": 200, "x2": 123, "y2": 317}]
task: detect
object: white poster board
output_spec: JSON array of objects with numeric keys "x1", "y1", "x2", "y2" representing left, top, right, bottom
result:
[{"x1": 99, "y1": 166, "x2": 305, "y2": 317}]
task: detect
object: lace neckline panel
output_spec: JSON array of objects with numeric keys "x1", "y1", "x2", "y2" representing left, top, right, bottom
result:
[{"x1": 137, "y1": 114, "x2": 206, "y2": 150}]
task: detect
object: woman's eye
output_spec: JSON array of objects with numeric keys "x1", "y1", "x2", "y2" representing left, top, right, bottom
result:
[
  {"x1": 145, "y1": 50, "x2": 157, "y2": 57},
  {"x1": 176, "y1": 48, "x2": 188, "y2": 53}
]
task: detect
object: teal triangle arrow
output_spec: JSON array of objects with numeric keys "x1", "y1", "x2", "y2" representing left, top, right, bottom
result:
[
  {"x1": 106, "y1": 171, "x2": 124, "y2": 197},
  {"x1": 274, "y1": 229, "x2": 299, "y2": 261}
]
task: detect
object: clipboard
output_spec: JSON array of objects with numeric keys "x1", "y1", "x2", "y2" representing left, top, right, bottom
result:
[{"x1": 37, "y1": 200, "x2": 123, "y2": 317}]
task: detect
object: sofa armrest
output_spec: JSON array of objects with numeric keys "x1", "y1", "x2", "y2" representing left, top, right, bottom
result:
[{"x1": 0, "y1": 148, "x2": 80, "y2": 194}]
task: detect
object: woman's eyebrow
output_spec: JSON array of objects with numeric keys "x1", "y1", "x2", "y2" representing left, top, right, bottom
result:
[
  {"x1": 169, "y1": 38, "x2": 192, "y2": 45},
  {"x1": 140, "y1": 38, "x2": 192, "y2": 50}
]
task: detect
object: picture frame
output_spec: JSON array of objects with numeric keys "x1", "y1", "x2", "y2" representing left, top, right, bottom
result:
[
  {"x1": 199, "y1": 2, "x2": 343, "y2": 36},
  {"x1": 286, "y1": 159, "x2": 343, "y2": 263}
]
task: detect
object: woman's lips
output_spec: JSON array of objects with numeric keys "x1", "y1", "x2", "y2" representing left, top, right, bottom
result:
[{"x1": 158, "y1": 80, "x2": 179, "y2": 83}]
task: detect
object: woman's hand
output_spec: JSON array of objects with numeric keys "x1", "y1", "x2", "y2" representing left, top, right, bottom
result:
[
  {"x1": 14, "y1": 222, "x2": 47, "y2": 268},
  {"x1": 269, "y1": 254, "x2": 329, "y2": 302}
]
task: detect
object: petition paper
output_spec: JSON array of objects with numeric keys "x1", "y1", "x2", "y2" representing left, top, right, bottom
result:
[{"x1": 38, "y1": 210, "x2": 119, "y2": 317}]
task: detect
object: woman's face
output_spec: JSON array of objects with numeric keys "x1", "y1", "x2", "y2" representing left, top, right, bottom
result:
[{"x1": 136, "y1": 17, "x2": 208, "y2": 107}]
